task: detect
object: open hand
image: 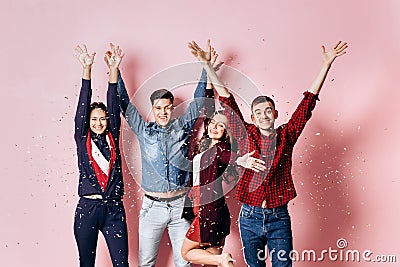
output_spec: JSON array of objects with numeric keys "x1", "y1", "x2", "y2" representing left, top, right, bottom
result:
[
  {"x1": 75, "y1": 44, "x2": 95, "y2": 67},
  {"x1": 322, "y1": 41, "x2": 348, "y2": 66},
  {"x1": 188, "y1": 39, "x2": 212, "y2": 62},
  {"x1": 104, "y1": 43, "x2": 124, "y2": 69},
  {"x1": 210, "y1": 45, "x2": 224, "y2": 72},
  {"x1": 236, "y1": 151, "x2": 267, "y2": 172}
]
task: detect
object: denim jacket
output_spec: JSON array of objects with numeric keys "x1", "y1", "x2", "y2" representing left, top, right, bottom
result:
[{"x1": 117, "y1": 70, "x2": 208, "y2": 192}]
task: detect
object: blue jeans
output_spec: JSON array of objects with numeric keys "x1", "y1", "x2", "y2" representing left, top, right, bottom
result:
[
  {"x1": 239, "y1": 204, "x2": 293, "y2": 267},
  {"x1": 138, "y1": 196, "x2": 191, "y2": 267}
]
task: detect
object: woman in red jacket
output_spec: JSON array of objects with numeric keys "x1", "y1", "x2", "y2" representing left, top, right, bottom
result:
[{"x1": 181, "y1": 111, "x2": 265, "y2": 267}]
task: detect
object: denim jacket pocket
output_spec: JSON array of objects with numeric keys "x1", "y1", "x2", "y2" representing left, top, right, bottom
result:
[
  {"x1": 144, "y1": 133, "x2": 158, "y2": 145},
  {"x1": 142, "y1": 134, "x2": 158, "y2": 159}
]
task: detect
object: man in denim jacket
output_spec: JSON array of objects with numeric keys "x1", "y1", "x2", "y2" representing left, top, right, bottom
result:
[{"x1": 117, "y1": 63, "x2": 210, "y2": 266}]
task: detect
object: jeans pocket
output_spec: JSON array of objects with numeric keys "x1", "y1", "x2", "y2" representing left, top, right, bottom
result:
[
  {"x1": 139, "y1": 199, "x2": 153, "y2": 219},
  {"x1": 240, "y1": 206, "x2": 253, "y2": 219},
  {"x1": 274, "y1": 208, "x2": 290, "y2": 220}
]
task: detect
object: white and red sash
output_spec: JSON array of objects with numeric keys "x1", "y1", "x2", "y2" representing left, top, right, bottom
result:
[{"x1": 86, "y1": 131, "x2": 116, "y2": 191}]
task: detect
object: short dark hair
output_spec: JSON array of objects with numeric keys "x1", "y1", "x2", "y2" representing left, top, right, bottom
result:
[
  {"x1": 251, "y1": 96, "x2": 275, "y2": 111},
  {"x1": 150, "y1": 89, "x2": 174, "y2": 105}
]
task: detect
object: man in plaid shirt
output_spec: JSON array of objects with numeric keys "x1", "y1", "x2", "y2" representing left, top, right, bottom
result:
[{"x1": 188, "y1": 40, "x2": 348, "y2": 267}]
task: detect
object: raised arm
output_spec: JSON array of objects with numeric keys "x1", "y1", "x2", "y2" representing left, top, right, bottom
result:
[
  {"x1": 202, "y1": 47, "x2": 223, "y2": 118},
  {"x1": 115, "y1": 54, "x2": 146, "y2": 137},
  {"x1": 74, "y1": 44, "x2": 96, "y2": 138},
  {"x1": 286, "y1": 41, "x2": 348, "y2": 144},
  {"x1": 104, "y1": 43, "x2": 124, "y2": 139},
  {"x1": 188, "y1": 40, "x2": 249, "y2": 144},
  {"x1": 188, "y1": 40, "x2": 230, "y2": 98},
  {"x1": 308, "y1": 41, "x2": 348, "y2": 95},
  {"x1": 178, "y1": 67, "x2": 208, "y2": 130}
]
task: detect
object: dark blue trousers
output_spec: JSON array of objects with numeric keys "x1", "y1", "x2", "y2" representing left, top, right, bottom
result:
[{"x1": 74, "y1": 197, "x2": 129, "y2": 267}]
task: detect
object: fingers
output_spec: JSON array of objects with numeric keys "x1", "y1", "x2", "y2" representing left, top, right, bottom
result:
[
  {"x1": 246, "y1": 155, "x2": 267, "y2": 172},
  {"x1": 105, "y1": 51, "x2": 111, "y2": 59},
  {"x1": 254, "y1": 164, "x2": 267, "y2": 172},
  {"x1": 249, "y1": 163, "x2": 266, "y2": 173},
  {"x1": 333, "y1": 41, "x2": 341, "y2": 49},
  {"x1": 254, "y1": 158, "x2": 265, "y2": 165},
  {"x1": 89, "y1": 52, "x2": 96, "y2": 62},
  {"x1": 191, "y1": 41, "x2": 201, "y2": 51},
  {"x1": 188, "y1": 41, "x2": 202, "y2": 54},
  {"x1": 188, "y1": 43, "x2": 198, "y2": 55},
  {"x1": 75, "y1": 44, "x2": 96, "y2": 66},
  {"x1": 252, "y1": 160, "x2": 267, "y2": 171},
  {"x1": 74, "y1": 45, "x2": 84, "y2": 59},
  {"x1": 210, "y1": 47, "x2": 218, "y2": 65},
  {"x1": 321, "y1": 45, "x2": 326, "y2": 54},
  {"x1": 336, "y1": 41, "x2": 348, "y2": 55},
  {"x1": 116, "y1": 46, "x2": 123, "y2": 57},
  {"x1": 188, "y1": 41, "x2": 206, "y2": 61},
  {"x1": 206, "y1": 39, "x2": 211, "y2": 52},
  {"x1": 327, "y1": 41, "x2": 348, "y2": 58},
  {"x1": 105, "y1": 43, "x2": 124, "y2": 67},
  {"x1": 214, "y1": 61, "x2": 224, "y2": 72},
  {"x1": 75, "y1": 45, "x2": 83, "y2": 54}
]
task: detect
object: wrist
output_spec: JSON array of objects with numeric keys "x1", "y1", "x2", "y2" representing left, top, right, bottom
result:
[
  {"x1": 322, "y1": 62, "x2": 332, "y2": 69},
  {"x1": 109, "y1": 68, "x2": 119, "y2": 76},
  {"x1": 198, "y1": 59, "x2": 210, "y2": 65}
]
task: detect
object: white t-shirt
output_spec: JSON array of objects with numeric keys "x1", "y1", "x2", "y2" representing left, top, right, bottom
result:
[{"x1": 192, "y1": 151, "x2": 205, "y2": 186}]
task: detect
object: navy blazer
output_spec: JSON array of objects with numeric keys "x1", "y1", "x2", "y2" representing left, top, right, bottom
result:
[{"x1": 74, "y1": 79, "x2": 124, "y2": 199}]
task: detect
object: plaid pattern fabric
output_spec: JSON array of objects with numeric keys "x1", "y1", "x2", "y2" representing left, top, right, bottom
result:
[{"x1": 219, "y1": 92, "x2": 319, "y2": 208}]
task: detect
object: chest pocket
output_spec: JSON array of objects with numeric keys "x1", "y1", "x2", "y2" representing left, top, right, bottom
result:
[
  {"x1": 143, "y1": 128, "x2": 159, "y2": 159},
  {"x1": 144, "y1": 128, "x2": 158, "y2": 145}
]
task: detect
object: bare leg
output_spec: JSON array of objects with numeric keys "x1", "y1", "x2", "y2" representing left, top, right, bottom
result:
[
  {"x1": 204, "y1": 247, "x2": 234, "y2": 267},
  {"x1": 181, "y1": 237, "x2": 235, "y2": 267}
]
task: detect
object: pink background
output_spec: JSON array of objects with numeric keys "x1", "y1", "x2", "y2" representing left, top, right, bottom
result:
[{"x1": 1, "y1": 0, "x2": 399, "y2": 266}]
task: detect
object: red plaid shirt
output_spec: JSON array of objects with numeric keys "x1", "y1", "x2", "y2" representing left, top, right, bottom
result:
[{"x1": 219, "y1": 92, "x2": 319, "y2": 208}]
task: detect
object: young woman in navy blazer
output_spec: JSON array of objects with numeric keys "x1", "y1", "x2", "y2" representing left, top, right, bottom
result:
[{"x1": 73, "y1": 44, "x2": 129, "y2": 267}]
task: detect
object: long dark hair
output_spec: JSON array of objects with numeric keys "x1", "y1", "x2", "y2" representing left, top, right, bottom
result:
[{"x1": 193, "y1": 113, "x2": 238, "y2": 183}]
